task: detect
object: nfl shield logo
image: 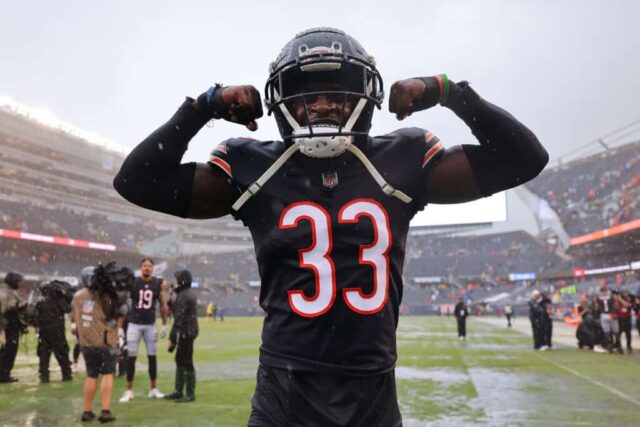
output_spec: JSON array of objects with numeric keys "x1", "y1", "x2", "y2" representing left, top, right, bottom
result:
[
  {"x1": 322, "y1": 171, "x2": 339, "y2": 188},
  {"x1": 82, "y1": 300, "x2": 95, "y2": 314}
]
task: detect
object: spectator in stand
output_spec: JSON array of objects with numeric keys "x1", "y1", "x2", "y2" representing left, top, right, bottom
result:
[{"x1": 454, "y1": 298, "x2": 469, "y2": 340}]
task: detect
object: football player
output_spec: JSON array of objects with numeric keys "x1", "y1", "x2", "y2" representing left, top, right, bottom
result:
[
  {"x1": 597, "y1": 286, "x2": 622, "y2": 353},
  {"x1": 119, "y1": 258, "x2": 168, "y2": 402},
  {"x1": 114, "y1": 28, "x2": 548, "y2": 425}
]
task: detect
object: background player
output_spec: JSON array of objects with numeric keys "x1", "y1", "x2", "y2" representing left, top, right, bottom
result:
[
  {"x1": 119, "y1": 258, "x2": 168, "y2": 402},
  {"x1": 454, "y1": 297, "x2": 469, "y2": 339},
  {"x1": 113, "y1": 28, "x2": 547, "y2": 425}
]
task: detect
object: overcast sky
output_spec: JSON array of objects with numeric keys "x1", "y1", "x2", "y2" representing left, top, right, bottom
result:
[{"x1": 2, "y1": 0, "x2": 639, "y2": 232}]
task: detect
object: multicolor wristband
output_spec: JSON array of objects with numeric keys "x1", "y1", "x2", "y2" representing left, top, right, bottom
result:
[{"x1": 434, "y1": 74, "x2": 450, "y2": 104}]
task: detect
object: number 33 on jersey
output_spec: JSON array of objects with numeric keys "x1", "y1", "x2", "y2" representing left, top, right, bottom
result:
[{"x1": 280, "y1": 199, "x2": 391, "y2": 317}]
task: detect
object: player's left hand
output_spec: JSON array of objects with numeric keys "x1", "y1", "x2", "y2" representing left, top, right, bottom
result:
[
  {"x1": 389, "y1": 75, "x2": 446, "y2": 120},
  {"x1": 167, "y1": 340, "x2": 175, "y2": 353},
  {"x1": 160, "y1": 325, "x2": 167, "y2": 339}
]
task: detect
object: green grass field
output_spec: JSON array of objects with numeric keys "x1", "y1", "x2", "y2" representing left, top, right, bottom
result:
[{"x1": 1, "y1": 316, "x2": 640, "y2": 426}]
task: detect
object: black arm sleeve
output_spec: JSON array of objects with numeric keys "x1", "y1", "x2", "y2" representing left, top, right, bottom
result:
[
  {"x1": 169, "y1": 294, "x2": 183, "y2": 342},
  {"x1": 443, "y1": 82, "x2": 548, "y2": 197},
  {"x1": 113, "y1": 98, "x2": 210, "y2": 218}
]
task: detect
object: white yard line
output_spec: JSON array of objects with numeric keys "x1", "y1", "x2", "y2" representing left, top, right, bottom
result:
[
  {"x1": 534, "y1": 354, "x2": 640, "y2": 408},
  {"x1": 476, "y1": 317, "x2": 640, "y2": 408}
]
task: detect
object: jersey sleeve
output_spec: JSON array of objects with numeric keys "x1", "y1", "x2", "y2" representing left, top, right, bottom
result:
[
  {"x1": 207, "y1": 139, "x2": 238, "y2": 182},
  {"x1": 207, "y1": 137, "x2": 276, "y2": 223},
  {"x1": 383, "y1": 127, "x2": 445, "y2": 212}
]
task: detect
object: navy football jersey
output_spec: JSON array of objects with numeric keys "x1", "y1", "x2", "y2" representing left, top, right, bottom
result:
[
  {"x1": 598, "y1": 293, "x2": 615, "y2": 314},
  {"x1": 129, "y1": 277, "x2": 162, "y2": 325},
  {"x1": 209, "y1": 128, "x2": 444, "y2": 375}
]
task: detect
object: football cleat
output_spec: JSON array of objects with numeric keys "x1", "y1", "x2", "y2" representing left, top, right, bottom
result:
[
  {"x1": 148, "y1": 388, "x2": 164, "y2": 399},
  {"x1": 118, "y1": 390, "x2": 134, "y2": 403}
]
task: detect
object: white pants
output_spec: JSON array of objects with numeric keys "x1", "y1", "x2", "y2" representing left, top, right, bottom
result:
[
  {"x1": 600, "y1": 314, "x2": 619, "y2": 334},
  {"x1": 127, "y1": 323, "x2": 157, "y2": 356}
]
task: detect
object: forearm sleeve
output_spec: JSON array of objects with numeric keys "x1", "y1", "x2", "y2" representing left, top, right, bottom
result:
[
  {"x1": 443, "y1": 82, "x2": 548, "y2": 197},
  {"x1": 113, "y1": 98, "x2": 210, "y2": 217}
]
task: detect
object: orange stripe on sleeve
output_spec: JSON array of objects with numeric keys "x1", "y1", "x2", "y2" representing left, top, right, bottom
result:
[
  {"x1": 425, "y1": 131, "x2": 435, "y2": 143},
  {"x1": 209, "y1": 156, "x2": 232, "y2": 177},
  {"x1": 422, "y1": 141, "x2": 444, "y2": 168}
]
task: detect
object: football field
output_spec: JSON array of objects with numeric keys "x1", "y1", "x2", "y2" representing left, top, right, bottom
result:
[{"x1": 1, "y1": 316, "x2": 640, "y2": 426}]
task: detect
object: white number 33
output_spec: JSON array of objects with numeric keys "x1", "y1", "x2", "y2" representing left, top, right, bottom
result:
[{"x1": 279, "y1": 199, "x2": 391, "y2": 317}]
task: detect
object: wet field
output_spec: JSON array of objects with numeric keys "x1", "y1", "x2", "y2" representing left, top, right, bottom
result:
[
  {"x1": 1, "y1": 316, "x2": 639, "y2": 426},
  {"x1": 397, "y1": 316, "x2": 640, "y2": 426}
]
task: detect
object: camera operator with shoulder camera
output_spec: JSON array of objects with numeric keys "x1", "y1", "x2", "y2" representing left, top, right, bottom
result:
[
  {"x1": 164, "y1": 270, "x2": 199, "y2": 403},
  {"x1": 71, "y1": 263, "x2": 133, "y2": 423},
  {"x1": 0, "y1": 272, "x2": 27, "y2": 383},
  {"x1": 34, "y1": 280, "x2": 74, "y2": 383}
]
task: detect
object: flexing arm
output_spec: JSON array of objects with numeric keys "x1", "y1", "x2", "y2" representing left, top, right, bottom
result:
[
  {"x1": 113, "y1": 85, "x2": 263, "y2": 219},
  {"x1": 389, "y1": 76, "x2": 548, "y2": 203}
]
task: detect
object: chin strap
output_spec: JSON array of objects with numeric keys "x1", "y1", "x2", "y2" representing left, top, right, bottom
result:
[
  {"x1": 232, "y1": 81, "x2": 409, "y2": 211},
  {"x1": 346, "y1": 144, "x2": 412, "y2": 204},
  {"x1": 232, "y1": 144, "x2": 299, "y2": 211},
  {"x1": 232, "y1": 142, "x2": 412, "y2": 212}
]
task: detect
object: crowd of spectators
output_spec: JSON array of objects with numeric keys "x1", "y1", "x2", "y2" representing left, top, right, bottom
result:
[
  {"x1": 405, "y1": 230, "x2": 565, "y2": 280},
  {"x1": 527, "y1": 140, "x2": 640, "y2": 236},
  {"x1": 0, "y1": 198, "x2": 162, "y2": 250}
]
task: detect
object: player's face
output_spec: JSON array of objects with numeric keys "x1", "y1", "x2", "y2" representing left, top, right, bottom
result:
[
  {"x1": 140, "y1": 260, "x2": 154, "y2": 279},
  {"x1": 292, "y1": 82, "x2": 355, "y2": 127}
]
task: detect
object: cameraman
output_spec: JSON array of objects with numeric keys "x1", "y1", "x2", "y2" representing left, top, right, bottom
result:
[
  {"x1": 164, "y1": 270, "x2": 198, "y2": 403},
  {"x1": 71, "y1": 265, "x2": 124, "y2": 423},
  {"x1": 0, "y1": 272, "x2": 26, "y2": 383},
  {"x1": 34, "y1": 281, "x2": 74, "y2": 383}
]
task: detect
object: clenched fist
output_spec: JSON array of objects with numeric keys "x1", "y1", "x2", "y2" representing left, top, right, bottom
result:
[
  {"x1": 389, "y1": 75, "x2": 449, "y2": 120},
  {"x1": 198, "y1": 85, "x2": 263, "y2": 131}
]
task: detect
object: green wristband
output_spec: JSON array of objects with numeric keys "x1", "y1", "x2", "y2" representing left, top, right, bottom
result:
[{"x1": 439, "y1": 73, "x2": 450, "y2": 104}]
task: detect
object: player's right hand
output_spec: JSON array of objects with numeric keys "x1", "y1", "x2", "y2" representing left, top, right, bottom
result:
[
  {"x1": 389, "y1": 75, "x2": 447, "y2": 120},
  {"x1": 199, "y1": 85, "x2": 263, "y2": 131}
]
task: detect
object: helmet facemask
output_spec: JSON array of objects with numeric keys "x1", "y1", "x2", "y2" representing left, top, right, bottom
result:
[{"x1": 265, "y1": 29, "x2": 384, "y2": 158}]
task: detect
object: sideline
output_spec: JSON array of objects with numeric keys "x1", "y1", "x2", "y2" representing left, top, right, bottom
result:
[
  {"x1": 535, "y1": 354, "x2": 640, "y2": 408},
  {"x1": 477, "y1": 317, "x2": 640, "y2": 408}
]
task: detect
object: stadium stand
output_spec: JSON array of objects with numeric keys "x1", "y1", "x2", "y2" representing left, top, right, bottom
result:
[
  {"x1": 526, "y1": 139, "x2": 640, "y2": 236},
  {"x1": 1, "y1": 97, "x2": 639, "y2": 317}
]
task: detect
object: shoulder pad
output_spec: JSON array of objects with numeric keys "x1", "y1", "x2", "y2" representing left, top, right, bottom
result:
[{"x1": 208, "y1": 138, "x2": 285, "y2": 184}]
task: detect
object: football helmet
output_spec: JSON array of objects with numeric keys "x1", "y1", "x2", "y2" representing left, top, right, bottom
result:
[{"x1": 265, "y1": 27, "x2": 384, "y2": 158}]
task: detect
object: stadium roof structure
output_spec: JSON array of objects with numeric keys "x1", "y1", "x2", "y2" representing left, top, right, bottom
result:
[{"x1": 0, "y1": 94, "x2": 129, "y2": 156}]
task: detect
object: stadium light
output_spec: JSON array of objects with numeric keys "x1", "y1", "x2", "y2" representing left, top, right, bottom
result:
[{"x1": 0, "y1": 94, "x2": 129, "y2": 156}]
